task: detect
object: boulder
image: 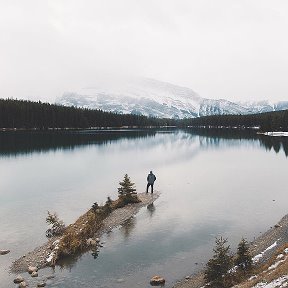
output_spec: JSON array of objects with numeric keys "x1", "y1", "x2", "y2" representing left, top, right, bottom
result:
[
  {"x1": 37, "y1": 282, "x2": 46, "y2": 287},
  {"x1": 150, "y1": 275, "x2": 165, "y2": 286},
  {"x1": 13, "y1": 275, "x2": 24, "y2": 284},
  {"x1": 19, "y1": 282, "x2": 27, "y2": 287},
  {"x1": 31, "y1": 271, "x2": 38, "y2": 277},
  {"x1": 0, "y1": 249, "x2": 10, "y2": 255},
  {"x1": 28, "y1": 265, "x2": 38, "y2": 274}
]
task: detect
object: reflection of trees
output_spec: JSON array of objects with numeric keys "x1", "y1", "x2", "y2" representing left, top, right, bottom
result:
[
  {"x1": 282, "y1": 139, "x2": 288, "y2": 157},
  {"x1": 57, "y1": 245, "x2": 101, "y2": 270},
  {"x1": 187, "y1": 128, "x2": 288, "y2": 157},
  {"x1": 0, "y1": 130, "x2": 156, "y2": 157},
  {"x1": 57, "y1": 250, "x2": 85, "y2": 270},
  {"x1": 91, "y1": 248, "x2": 99, "y2": 259},
  {"x1": 259, "y1": 136, "x2": 288, "y2": 156},
  {"x1": 120, "y1": 217, "x2": 136, "y2": 239}
]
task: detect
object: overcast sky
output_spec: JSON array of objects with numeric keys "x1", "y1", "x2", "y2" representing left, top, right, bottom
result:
[{"x1": 1, "y1": 0, "x2": 288, "y2": 103}]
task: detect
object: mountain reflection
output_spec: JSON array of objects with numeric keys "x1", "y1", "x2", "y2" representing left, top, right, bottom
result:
[
  {"x1": 0, "y1": 129, "x2": 157, "y2": 157},
  {"x1": 185, "y1": 128, "x2": 288, "y2": 157},
  {"x1": 0, "y1": 128, "x2": 287, "y2": 157}
]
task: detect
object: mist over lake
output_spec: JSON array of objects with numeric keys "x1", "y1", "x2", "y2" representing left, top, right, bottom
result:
[{"x1": 0, "y1": 129, "x2": 287, "y2": 287}]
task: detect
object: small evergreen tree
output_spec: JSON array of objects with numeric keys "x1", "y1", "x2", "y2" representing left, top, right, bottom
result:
[
  {"x1": 92, "y1": 202, "x2": 99, "y2": 213},
  {"x1": 118, "y1": 174, "x2": 136, "y2": 196},
  {"x1": 235, "y1": 238, "x2": 252, "y2": 272},
  {"x1": 204, "y1": 237, "x2": 233, "y2": 288},
  {"x1": 103, "y1": 197, "x2": 113, "y2": 214},
  {"x1": 45, "y1": 211, "x2": 65, "y2": 237}
]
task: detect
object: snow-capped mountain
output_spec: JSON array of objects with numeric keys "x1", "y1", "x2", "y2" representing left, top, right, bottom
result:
[{"x1": 56, "y1": 78, "x2": 288, "y2": 119}]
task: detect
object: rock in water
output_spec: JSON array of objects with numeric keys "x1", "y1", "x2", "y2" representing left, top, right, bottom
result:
[
  {"x1": 28, "y1": 266, "x2": 38, "y2": 274},
  {"x1": 13, "y1": 275, "x2": 24, "y2": 284},
  {"x1": 0, "y1": 249, "x2": 10, "y2": 255},
  {"x1": 19, "y1": 281, "x2": 27, "y2": 287},
  {"x1": 31, "y1": 271, "x2": 38, "y2": 277},
  {"x1": 150, "y1": 275, "x2": 165, "y2": 286},
  {"x1": 37, "y1": 282, "x2": 46, "y2": 287}
]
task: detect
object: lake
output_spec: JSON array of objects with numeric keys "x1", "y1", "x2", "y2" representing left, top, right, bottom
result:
[{"x1": 0, "y1": 129, "x2": 287, "y2": 287}]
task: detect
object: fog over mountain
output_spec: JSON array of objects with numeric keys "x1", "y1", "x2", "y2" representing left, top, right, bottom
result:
[{"x1": 57, "y1": 78, "x2": 288, "y2": 119}]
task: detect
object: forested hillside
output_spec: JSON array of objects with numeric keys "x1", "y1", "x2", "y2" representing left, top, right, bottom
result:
[
  {"x1": 183, "y1": 109, "x2": 288, "y2": 131},
  {"x1": 0, "y1": 99, "x2": 174, "y2": 129},
  {"x1": 0, "y1": 98, "x2": 287, "y2": 131}
]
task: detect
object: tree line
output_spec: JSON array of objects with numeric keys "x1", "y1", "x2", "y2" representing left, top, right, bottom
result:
[
  {"x1": 1, "y1": 98, "x2": 288, "y2": 131},
  {"x1": 0, "y1": 99, "x2": 175, "y2": 129},
  {"x1": 183, "y1": 109, "x2": 288, "y2": 131}
]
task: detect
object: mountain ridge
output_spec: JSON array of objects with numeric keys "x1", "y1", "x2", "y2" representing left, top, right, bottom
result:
[{"x1": 56, "y1": 78, "x2": 288, "y2": 119}]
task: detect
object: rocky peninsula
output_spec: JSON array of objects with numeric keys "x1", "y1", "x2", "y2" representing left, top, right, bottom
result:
[{"x1": 11, "y1": 192, "x2": 159, "y2": 273}]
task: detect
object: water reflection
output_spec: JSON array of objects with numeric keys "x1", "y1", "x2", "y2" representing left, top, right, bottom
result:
[
  {"x1": 1, "y1": 129, "x2": 288, "y2": 157},
  {"x1": 91, "y1": 247, "x2": 100, "y2": 259},
  {"x1": 0, "y1": 129, "x2": 157, "y2": 157},
  {"x1": 186, "y1": 128, "x2": 288, "y2": 157},
  {"x1": 120, "y1": 217, "x2": 137, "y2": 239},
  {"x1": 147, "y1": 203, "x2": 156, "y2": 218},
  {"x1": 1, "y1": 128, "x2": 288, "y2": 288}
]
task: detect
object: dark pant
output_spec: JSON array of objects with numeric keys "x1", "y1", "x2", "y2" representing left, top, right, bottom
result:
[{"x1": 146, "y1": 183, "x2": 154, "y2": 193}]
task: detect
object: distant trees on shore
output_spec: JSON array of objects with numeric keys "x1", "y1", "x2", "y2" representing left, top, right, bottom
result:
[
  {"x1": 0, "y1": 98, "x2": 288, "y2": 131},
  {"x1": 184, "y1": 109, "x2": 288, "y2": 131},
  {"x1": 0, "y1": 99, "x2": 174, "y2": 129}
]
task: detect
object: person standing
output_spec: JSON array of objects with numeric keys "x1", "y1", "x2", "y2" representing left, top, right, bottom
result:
[{"x1": 146, "y1": 171, "x2": 156, "y2": 193}]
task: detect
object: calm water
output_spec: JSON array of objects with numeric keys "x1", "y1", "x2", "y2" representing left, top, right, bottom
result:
[{"x1": 0, "y1": 129, "x2": 287, "y2": 288}]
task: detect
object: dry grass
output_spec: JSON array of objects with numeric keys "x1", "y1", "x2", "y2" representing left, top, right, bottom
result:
[
  {"x1": 234, "y1": 243, "x2": 288, "y2": 288},
  {"x1": 56, "y1": 194, "x2": 140, "y2": 260}
]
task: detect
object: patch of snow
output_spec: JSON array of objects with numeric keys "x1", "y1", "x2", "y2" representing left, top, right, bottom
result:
[
  {"x1": 284, "y1": 248, "x2": 288, "y2": 254},
  {"x1": 46, "y1": 252, "x2": 55, "y2": 263},
  {"x1": 253, "y1": 253, "x2": 264, "y2": 263},
  {"x1": 249, "y1": 275, "x2": 257, "y2": 281},
  {"x1": 264, "y1": 132, "x2": 288, "y2": 137},
  {"x1": 268, "y1": 259, "x2": 285, "y2": 271},
  {"x1": 277, "y1": 254, "x2": 285, "y2": 259},
  {"x1": 253, "y1": 241, "x2": 278, "y2": 263},
  {"x1": 265, "y1": 241, "x2": 278, "y2": 252},
  {"x1": 252, "y1": 275, "x2": 288, "y2": 288},
  {"x1": 228, "y1": 266, "x2": 238, "y2": 274}
]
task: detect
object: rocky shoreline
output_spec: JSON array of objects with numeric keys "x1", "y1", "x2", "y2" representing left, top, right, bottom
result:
[
  {"x1": 10, "y1": 192, "x2": 159, "y2": 274},
  {"x1": 172, "y1": 214, "x2": 288, "y2": 288}
]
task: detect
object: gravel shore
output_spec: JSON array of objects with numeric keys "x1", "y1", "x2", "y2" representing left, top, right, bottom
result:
[
  {"x1": 10, "y1": 192, "x2": 159, "y2": 273},
  {"x1": 172, "y1": 214, "x2": 288, "y2": 288}
]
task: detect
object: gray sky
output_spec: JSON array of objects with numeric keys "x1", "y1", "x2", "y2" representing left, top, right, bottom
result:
[{"x1": 1, "y1": 0, "x2": 288, "y2": 103}]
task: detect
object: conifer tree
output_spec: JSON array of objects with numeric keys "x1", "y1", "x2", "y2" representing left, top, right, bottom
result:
[
  {"x1": 204, "y1": 237, "x2": 233, "y2": 288},
  {"x1": 235, "y1": 238, "x2": 252, "y2": 272},
  {"x1": 118, "y1": 174, "x2": 136, "y2": 196}
]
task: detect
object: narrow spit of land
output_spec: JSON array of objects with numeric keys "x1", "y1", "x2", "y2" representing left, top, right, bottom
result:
[
  {"x1": 172, "y1": 214, "x2": 288, "y2": 288},
  {"x1": 11, "y1": 192, "x2": 159, "y2": 273}
]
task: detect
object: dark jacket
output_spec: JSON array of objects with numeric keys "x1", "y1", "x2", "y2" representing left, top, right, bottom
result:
[{"x1": 147, "y1": 173, "x2": 156, "y2": 184}]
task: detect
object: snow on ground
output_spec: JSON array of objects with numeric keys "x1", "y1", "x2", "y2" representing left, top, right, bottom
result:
[
  {"x1": 252, "y1": 275, "x2": 288, "y2": 288},
  {"x1": 252, "y1": 241, "x2": 278, "y2": 263},
  {"x1": 264, "y1": 132, "x2": 288, "y2": 137}
]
